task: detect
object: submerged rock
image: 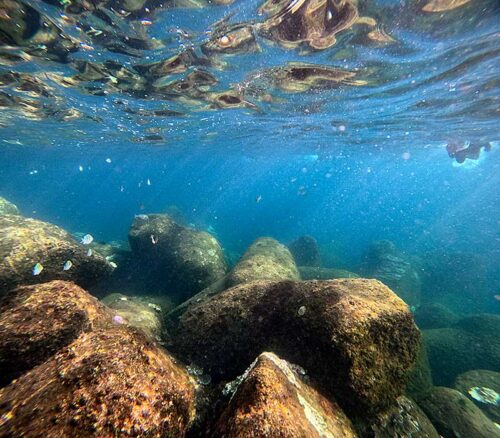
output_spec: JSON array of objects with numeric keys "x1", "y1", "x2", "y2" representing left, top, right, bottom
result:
[
  {"x1": 213, "y1": 352, "x2": 357, "y2": 437},
  {"x1": 288, "y1": 235, "x2": 321, "y2": 267},
  {"x1": 298, "y1": 266, "x2": 359, "y2": 280},
  {"x1": 101, "y1": 292, "x2": 166, "y2": 341},
  {"x1": 406, "y1": 339, "x2": 434, "y2": 402},
  {"x1": 414, "y1": 303, "x2": 459, "y2": 329},
  {"x1": 227, "y1": 237, "x2": 300, "y2": 286},
  {"x1": 368, "y1": 396, "x2": 439, "y2": 438},
  {"x1": 128, "y1": 214, "x2": 227, "y2": 301},
  {"x1": 0, "y1": 196, "x2": 20, "y2": 216},
  {"x1": 418, "y1": 387, "x2": 500, "y2": 438},
  {"x1": 423, "y1": 314, "x2": 500, "y2": 386},
  {"x1": 361, "y1": 240, "x2": 421, "y2": 307},
  {"x1": 0, "y1": 327, "x2": 197, "y2": 437},
  {"x1": 0, "y1": 215, "x2": 112, "y2": 295},
  {"x1": 454, "y1": 370, "x2": 500, "y2": 423},
  {"x1": 171, "y1": 278, "x2": 420, "y2": 416},
  {"x1": 0, "y1": 280, "x2": 112, "y2": 387}
]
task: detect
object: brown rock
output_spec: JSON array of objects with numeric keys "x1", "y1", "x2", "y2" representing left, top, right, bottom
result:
[
  {"x1": 0, "y1": 327, "x2": 197, "y2": 437},
  {"x1": 0, "y1": 280, "x2": 112, "y2": 386},
  {"x1": 172, "y1": 278, "x2": 420, "y2": 416},
  {"x1": 213, "y1": 352, "x2": 357, "y2": 437}
]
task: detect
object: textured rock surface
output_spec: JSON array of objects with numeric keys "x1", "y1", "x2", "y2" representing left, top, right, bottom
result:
[
  {"x1": 0, "y1": 280, "x2": 112, "y2": 386},
  {"x1": 128, "y1": 214, "x2": 227, "y2": 301},
  {"x1": 172, "y1": 278, "x2": 420, "y2": 415},
  {"x1": 454, "y1": 369, "x2": 500, "y2": 424},
  {"x1": 406, "y1": 339, "x2": 434, "y2": 401},
  {"x1": 368, "y1": 396, "x2": 439, "y2": 437},
  {"x1": 288, "y1": 235, "x2": 321, "y2": 267},
  {"x1": 0, "y1": 327, "x2": 197, "y2": 437},
  {"x1": 0, "y1": 196, "x2": 20, "y2": 216},
  {"x1": 227, "y1": 237, "x2": 300, "y2": 286},
  {"x1": 414, "y1": 303, "x2": 459, "y2": 329},
  {"x1": 213, "y1": 352, "x2": 357, "y2": 437},
  {"x1": 423, "y1": 314, "x2": 500, "y2": 386},
  {"x1": 101, "y1": 292, "x2": 165, "y2": 341},
  {"x1": 361, "y1": 240, "x2": 421, "y2": 307},
  {"x1": 0, "y1": 215, "x2": 112, "y2": 295},
  {"x1": 418, "y1": 387, "x2": 500, "y2": 438},
  {"x1": 298, "y1": 266, "x2": 359, "y2": 280}
]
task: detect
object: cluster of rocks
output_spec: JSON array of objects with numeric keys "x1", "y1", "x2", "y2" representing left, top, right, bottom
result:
[{"x1": 1, "y1": 195, "x2": 498, "y2": 436}]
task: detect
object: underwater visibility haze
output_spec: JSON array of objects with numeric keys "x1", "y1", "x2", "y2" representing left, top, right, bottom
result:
[{"x1": 0, "y1": 0, "x2": 499, "y2": 436}]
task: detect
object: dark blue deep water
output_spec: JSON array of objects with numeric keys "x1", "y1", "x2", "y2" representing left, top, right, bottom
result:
[{"x1": 0, "y1": 0, "x2": 499, "y2": 434}]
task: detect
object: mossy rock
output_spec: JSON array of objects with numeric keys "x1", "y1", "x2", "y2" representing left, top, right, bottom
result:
[
  {"x1": 288, "y1": 235, "x2": 321, "y2": 267},
  {"x1": 454, "y1": 369, "x2": 500, "y2": 424},
  {"x1": 298, "y1": 266, "x2": 359, "y2": 280},
  {"x1": 0, "y1": 215, "x2": 112, "y2": 296},
  {"x1": 414, "y1": 303, "x2": 459, "y2": 329},
  {"x1": 406, "y1": 338, "x2": 434, "y2": 402},
  {"x1": 0, "y1": 196, "x2": 20, "y2": 216},
  {"x1": 418, "y1": 387, "x2": 500, "y2": 438}
]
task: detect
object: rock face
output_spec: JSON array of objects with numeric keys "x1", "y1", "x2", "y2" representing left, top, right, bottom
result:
[
  {"x1": 406, "y1": 339, "x2": 434, "y2": 402},
  {"x1": 414, "y1": 303, "x2": 459, "y2": 329},
  {"x1": 418, "y1": 387, "x2": 500, "y2": 438},
  {"x1": 0, "y1": 280, "x2": 112, "y2": 387},
  {"x1": 454, "y1": 369, "x2": 500, "y2": 424},
  {"x1": 423, "y1": 313, "x2": 500, "y2": 386},
  {"x1": 171, "y1": 278, "x2": 420, "y2": 416},
  {"x1": 288, "y1": 235, "x2": 321, "y2": 267},
  {"x1": 227, "y1": 237, "x2": 300, "y2": 286},
  {"x1": 0, "y1": 215, "x2": 112, "y2": 295},
  {"x1": 128, "y1": 214, "x2": 227, "y2": 301},
  {"x1": 213, "y1": 352, "x2": 357, "y2": 437},
  {"x1": 101, "y1": 293, "x2": 165, "y2": 341},
  {"x1": 368, "y1": 396, "x2": 439, "y2": 438},
  {"x1": 298, "y1": 266, "x2": 359, "y2": 280},
  {"x1": 0, "y1": 327, "x2": 197, "y2": 437},
  {"x1": 0, "y1": 196, "x2": 20, "y2": 215},
  {"x1": 361, "y1": 240, "x2": 421, "y2": 307}
]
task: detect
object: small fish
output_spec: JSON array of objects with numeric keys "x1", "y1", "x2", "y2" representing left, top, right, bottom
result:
[
  {"x1": 62, "y1": 260, "x2": 72, "y2": 271},
  {"x1": 140, "y1": 19, "x2": 153, "y2": 26},
  {"x1": 32, "y1": 262, "x2": 43, "y2": 276},
  {"x1": 87, "y1": 248, "x2": 93, "y2": 257},
  {"x1": 81, "y1": 234, "x2": 93, "y2": 245},
  {"x1": 256, "y1": 195, "x2": 262, "y2": 203},
  {"x1": 494, "y1": 295, "x2": 500, "y2": 301},
  {"x1": 150, "y1": 234, "x2": 158, "y2": 245}
]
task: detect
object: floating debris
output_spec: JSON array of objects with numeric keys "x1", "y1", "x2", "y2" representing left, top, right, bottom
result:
[
  {"x1": 32, "y1": 262, "x2": 43, "y2": 276},
  {"x1": 81, "y1": 234, "x2": 94, "y2": 245},
  {"x1": 468, "y1": 387, "x2": 500, "y2": 406},
  {"x1": 62, "y1": 260, "x2": 72, "y2": 271},
  {"x1": 105, "y1": 158, "x2": 112, "y2": 163}
]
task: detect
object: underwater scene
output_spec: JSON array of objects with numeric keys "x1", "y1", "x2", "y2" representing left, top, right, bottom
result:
[{"x1": 0, "y1": 0, "x2": 499, "y2": 436}]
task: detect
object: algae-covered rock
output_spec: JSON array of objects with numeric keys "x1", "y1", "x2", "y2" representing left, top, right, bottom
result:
[
  {"x1": 454, "y1": 369, "x2": 500, "y2": 424},
  {"x1": 0, "y1": 196, "x2": 20, "y2": 216},
  {"x1": 368, "y1": 396, "x2": 439, "y2": 437},
  {"x1": 298, "y1": 266, "x2": 359, "y2": 280},
  {"x1": 171, "y1": 278, "x2": 420, "y2": 416},
  {"x1": 213, "y1": 352, "x2": 357, "y2": 437},
  {"x1": 423, "y1": 314, "x2": 500, "y2": 386},
  {"x1": 227, "y1": 237, "x2": 300, "y2": 286},
  {"x1": 406, "y1": 339, "x2": 434, "y2": 402},
  {"x1": 0, "y1": 327, "x2": 197, "y2": 437},
  {"x1": 0, "y1": 280, "x2": 112, "y2": 387},
  {"x1": 361, "y1": 240, "x2": 421, "y2": 307},
  {"x1": 0, "y1": 215, "x2": 112, "y2": 295},
  {"x1": 101, "y1": 292, "x2": 167, "y2": 341},
  {"x1": 288, "y1": 235, "x2": 321, "y2": 267},
  {"x1": 414, "y1": 303, "x2": 459, "y2": 329},
  {"x1": 128, "y1": 214, "x2": 227, "y2": 301},
  {"x1": 418, "y1": 387, "x2": 500, "y2": 438}
]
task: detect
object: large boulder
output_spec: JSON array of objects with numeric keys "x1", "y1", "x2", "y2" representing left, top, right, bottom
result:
[
  {"x1": 454, "y1": 369, "x2": 500, "y2": 424},
  {"x1": 406, "y1": 339, "x2": 434, "y2": 402},
  {"x1": 298, "y1": 266, "x2": 359, "y2": 280},
  {"x1": 361, "y1": 240, "x2": 421, "y2": 307},
  {"x1": 0, "y1": 215, "x2": 112, "y2": 295},
  {"x1": 128, "y1": 214, "x2": 227, "y2": 301},
  {"x1": 418, "y1": 387, "x2": 500, "y2": 438},
  {"x1": 171, "y1": 278, "x2": 420, "y2": 416},
  {"x1": 367, "y1": 396, "x2": 439, "y2": 438},
  {"x1": 213, "y1": 352, "x2": 357, "y2": 437},
  {"x1": 414, "y1": 303, "x2": 459, "y2": 329},
  {"x1": 0, "y1": 280, "x2": 113, "y2": 387},
  {"x1": 0, "y1": 327, "x2": 197, "y2": 437},
  {"x1": 288, "y1": 235, "x2": 321, "y2": 267},
  {"x1": 227, "y1": 237, "x2": 300, "y2": 286},
  {"x1": 0, "y1": 196, "x2": 20, "y2": 216},
  {"x1": 423, "y1": 314, "x2": 500, "y2": 386}
]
